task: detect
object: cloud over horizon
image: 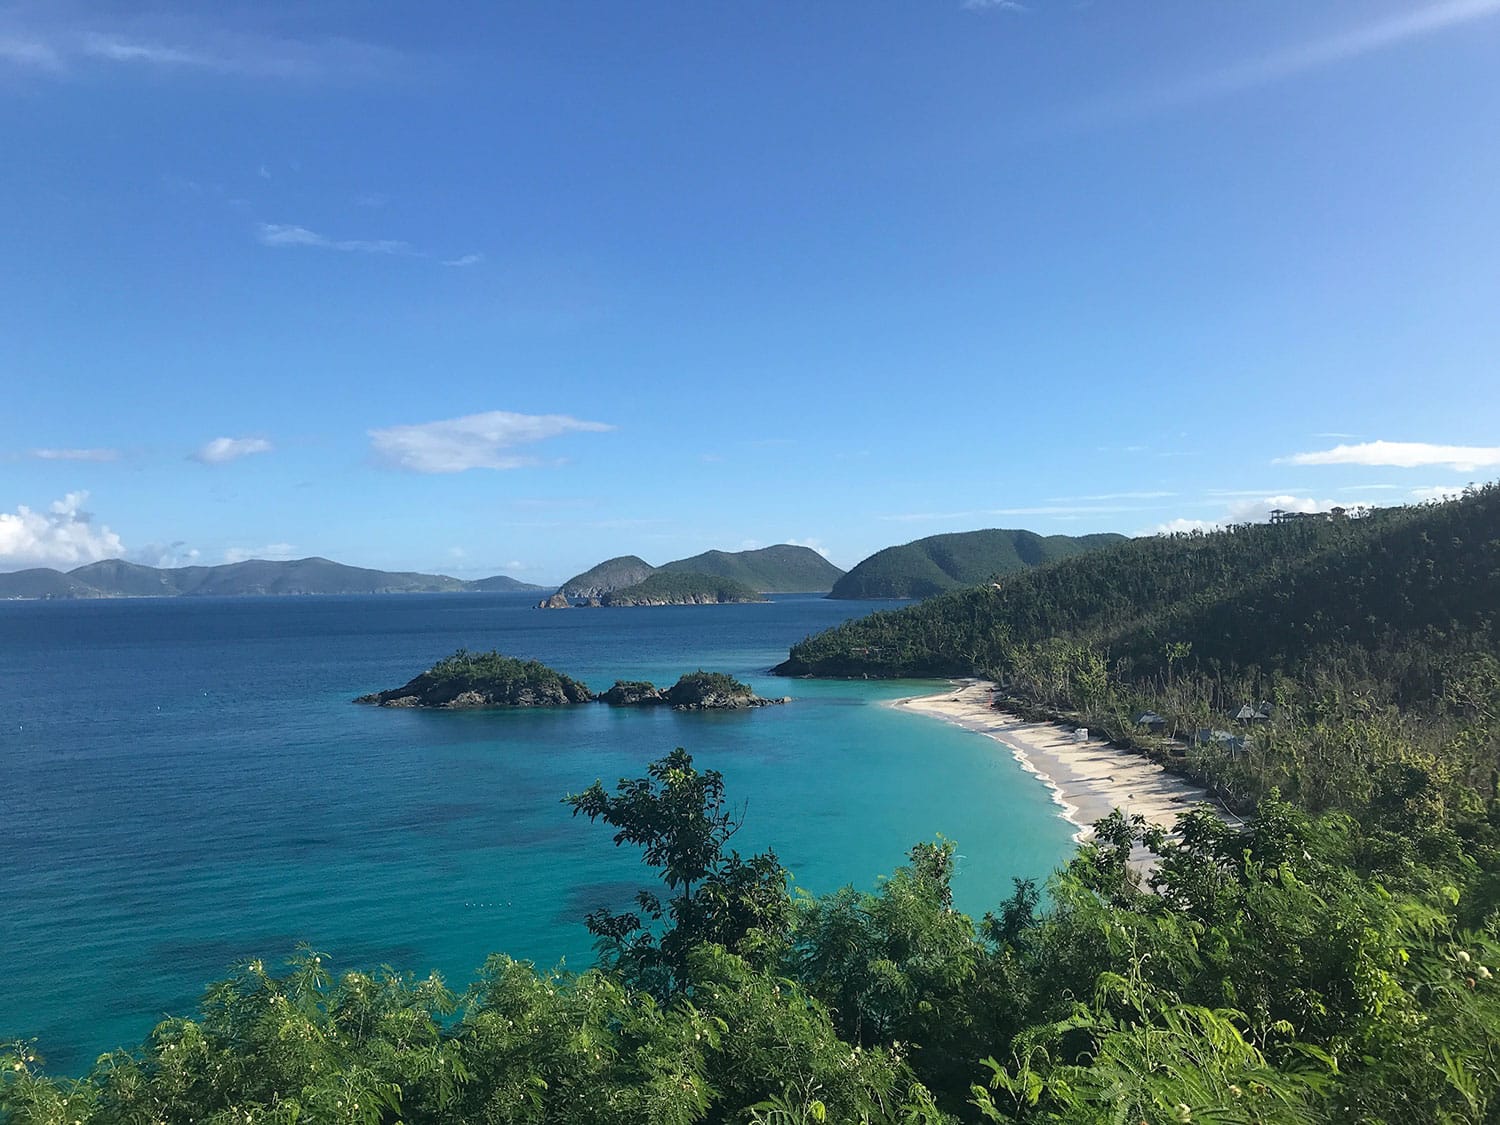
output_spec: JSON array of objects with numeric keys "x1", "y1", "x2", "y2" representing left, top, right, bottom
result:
[
  {"x1": 1279, "y1": 440, "x2": 1500, "y2": 472},
  {"x1": 193, "y1": 436, "x2": 273, "y2": 464},
  {"x1": 31, "y1": 447, "x2": 119, "y2": 462},
  {"x1": 0, "y1": 491, "x2": 125, "y2": 570},
  {"x1": 223, "y1": 543, "x2": 297, "y2": 564},
  {"x1": 369, "y1": 410, "x2": 614, "y2": 474}
]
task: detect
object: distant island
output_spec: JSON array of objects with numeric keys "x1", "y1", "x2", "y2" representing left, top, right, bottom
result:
[
  {"x1": 357, "y1": 650, "x2": 786, "y2": 711},
  {"x1": 552, "y1": 544, "x2": 844, "y2": 603},
  {"x1": 600, "y1": 571, "x2": 765, "y2": 607},
  {"x1": 0, "y1": 557, "x2": 546, "y2": 600},
  {"x1": 827, "y1": 528, "x2": 1127, "y2": 599}
]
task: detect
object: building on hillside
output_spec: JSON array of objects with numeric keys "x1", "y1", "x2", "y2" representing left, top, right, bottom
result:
[
  {"x1": 1135, "y1": 711, "x2": 1167, "y2": 733},
  {"x1": 1190, "y1": 728, "x2": 1248, "y2": 757}
]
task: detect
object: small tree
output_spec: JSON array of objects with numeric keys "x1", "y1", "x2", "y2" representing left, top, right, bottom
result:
[{"x1": 564, "y1": 748, "x2": 791, "y2": 998}]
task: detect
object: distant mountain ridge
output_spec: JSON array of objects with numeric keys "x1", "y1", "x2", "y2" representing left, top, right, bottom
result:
[
  {"x1": 556, "y1": 544, "x2": 843, "y2": 598},
  {"x1": 828, "y1": 528, "x2": 1129, "y2": 599},
  {"x1": 0, "y1": 557, "x2": 545, "y2": 600}
]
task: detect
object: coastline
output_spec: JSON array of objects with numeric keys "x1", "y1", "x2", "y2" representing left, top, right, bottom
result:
[{"x1": 893, "y1": 679, "x2": 1221, "y2": 863}]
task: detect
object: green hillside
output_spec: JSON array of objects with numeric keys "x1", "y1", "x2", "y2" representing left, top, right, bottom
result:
[
  {"x1": 558, "y1": 555, "x2": 657, "y2": 597},
  {"x1": 0, "y1": 557, "x2": 544, "y2": 598},
  {"x1": 600, "y1": 570, "x2": 765, "y2": 606},
  {"x1": 658, "y1": 544, "x2": 844, "y2": 592},
  {"x1": 828, "y1": 528, "x2": 1127, "y2": 599},
  {"x1": 0, "y1": 567, "x2": 105, "y2": 599},
  {"x1": 780, "y1": 490, "x2": 1500, "y2": 706}
]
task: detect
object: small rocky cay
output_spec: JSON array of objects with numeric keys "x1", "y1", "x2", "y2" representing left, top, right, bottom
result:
[{"x1": 355, "y1": 649, "x2": 789, "y2": 711}]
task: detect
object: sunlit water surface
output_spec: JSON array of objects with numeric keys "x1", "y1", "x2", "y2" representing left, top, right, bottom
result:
[{"x1": 0, "y1": 593, "x2": 1073, "y2": 1070}]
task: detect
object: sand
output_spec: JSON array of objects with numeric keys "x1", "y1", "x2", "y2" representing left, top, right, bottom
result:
[{"x1": 893, "y1": 680, "x2": 1232, "y2": 865}]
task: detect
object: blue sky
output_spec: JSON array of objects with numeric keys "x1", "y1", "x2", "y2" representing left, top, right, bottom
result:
[{"x1": 3, "y1": 1, "x2": 1498, "y2": 582}]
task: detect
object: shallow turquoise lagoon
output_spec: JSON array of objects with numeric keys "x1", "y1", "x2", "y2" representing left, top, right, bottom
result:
[{"x1": 0, "y1": 593, "x2": 1075, "y2": 1071}]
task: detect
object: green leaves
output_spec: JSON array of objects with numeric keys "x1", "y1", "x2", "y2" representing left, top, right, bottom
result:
[{"x1": 564, "y1": 749, "x2": 792, "y2": 998}]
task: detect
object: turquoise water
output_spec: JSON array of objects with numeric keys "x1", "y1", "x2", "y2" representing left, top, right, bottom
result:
[{"x1": 0, "y1": 593, "x2": 1075, "y2": 1072}]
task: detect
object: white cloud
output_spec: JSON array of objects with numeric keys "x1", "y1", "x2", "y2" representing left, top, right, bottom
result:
[
  {"x1": 962, "y1": 0, "x2": 1028, "y2": 11},
  {"x1": 130, "y1": 541, "x2": 201, "y2": 568},
  {"x1": 193, "y1": 436, "x2": 273, "y2": 464},
  {"x1": 369, "y1": 410, "x2": 614, "y2": 474},
  {"x1": 1147, "y1": 494, "x2": 1360, "y2": 535},
  {"x1": 223, "y1": 543, "x2": 296, "y2": 564},
  {"x1": 1279, "y1": 440, "x2": 1500, "y2": 472},
  {"x1": 1409, "y1": 484, "x2": 1473, "y2": 502},
  {"x1": 31, "y1": 447, "x2": 119, "y2": 462},
  {"x1": 442, "y1": 253, "x2": 484, "y2": 267},
  {"x1": 786, "y1": 537, "x2": 833, "y2": 559},
  {"x1": 257, "y1": 223, "x2": 409, "y2": 255},
  {"x1": 0, "y1": 491, "x2": 124, "y2": 570}
]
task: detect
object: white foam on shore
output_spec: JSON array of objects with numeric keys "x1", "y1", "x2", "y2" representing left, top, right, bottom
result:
[{"x1": 890, "y1": 679, "x2": 1216, "y2": 861}]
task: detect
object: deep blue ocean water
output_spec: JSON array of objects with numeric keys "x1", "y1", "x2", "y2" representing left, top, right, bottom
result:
[{"x1": 0, "y1": 592, "x2": 1075, "y2": 1072}]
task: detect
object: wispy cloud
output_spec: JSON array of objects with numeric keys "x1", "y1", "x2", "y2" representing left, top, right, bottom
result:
[
  {"x1": 1044, "y1": 490, "x2": 1175, "y2": 502},
  {"x1": 193, "y1": 436, "x2": 273, "y2": 464},
  {"x1": 881, "y1": 504, "x2": 1147, "y2": 522},
  {"x1": 786, "y1": 537, "x2": 834, "y2": 560},
  {"x1": 257, "y1": 224, "x2": 409, "y2": 255},
  {"x1": 962, "y1": 0, "x2": 1028, "y2": 12},
  {"x1": 369, "y1": 410, "x2": 614, "y2": 474},
  {"x1": 1148, "y1": 493, "x2": 1365, "y2": 535},
  {"x1": 442, "y1": 253, "x2": 484, "y2": 268},
  {"x1": 1409, "y1": 484, "x2": 1476, "y2": 502},
  {"x1": 31, "y1": 447, "x2": 119, "y2": 462},
  {"x1": 0, "y1": 17, "x2": 403, "y2": 82},
  {"x1": 1278, "y1": 440, "x2": 1500, "y2": 472},
  {"x1": 1079, "y1": 0, "x2": 1500, "y2": 121},
  {"x1": 0, "y1": 491, "x2": 124, "y2": 570},
  {"x1": 224, "y1": 542, "x2": 296, "y2": 564}
]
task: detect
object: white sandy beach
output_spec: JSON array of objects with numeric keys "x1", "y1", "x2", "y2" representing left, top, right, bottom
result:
[{"x1": 894, "y1": 680, "x2": 1225, "y2": 865}]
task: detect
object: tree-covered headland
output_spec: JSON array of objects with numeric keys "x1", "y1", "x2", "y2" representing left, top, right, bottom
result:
[{"x1": 6, "y1": 489, "x2": 1500, "y2": 1122}]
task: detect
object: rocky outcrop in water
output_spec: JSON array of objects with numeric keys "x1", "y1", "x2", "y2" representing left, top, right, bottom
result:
[{"x1": 355, "y1": 649, "x2": 594, "y2": 709}]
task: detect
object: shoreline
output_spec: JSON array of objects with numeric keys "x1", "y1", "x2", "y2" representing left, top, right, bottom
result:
[{"x1": 892, "y1": 679, "x2": 1221, "y2": 863}]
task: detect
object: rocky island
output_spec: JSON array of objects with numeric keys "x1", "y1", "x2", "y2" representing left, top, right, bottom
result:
[
  {"x1": 601, "y1": 572, "x2": 765, "y2": 606},
  {"x1": 357, "y1": 653, "x2": 786, "y2": 712},
  {"x1": 354, "y1": 648, "x2": 594, "y2": 708},
  {"x1": 601, "y1": 671, "x2": 789, "y2": 710},
  {"x1": 541, "y1": 571, "x2": 767, "y2": 608}
]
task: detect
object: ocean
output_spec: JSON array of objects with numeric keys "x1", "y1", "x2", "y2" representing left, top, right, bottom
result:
[{"x1": 0, "y1": 592, "x2": 1075, "y2": 1072}]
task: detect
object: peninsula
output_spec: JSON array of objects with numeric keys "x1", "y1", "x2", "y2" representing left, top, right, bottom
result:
[
  {"x1": 0, "y1": 556, "x2": 545, "y2": 600},
  {"x1": 827, "y1": 528, "x2": 1126, "y2": 600}
]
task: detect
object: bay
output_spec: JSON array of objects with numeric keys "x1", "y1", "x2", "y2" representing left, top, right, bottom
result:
[{"x1": 0, "y1": 592, "x2": 1075, "y2": 1072}]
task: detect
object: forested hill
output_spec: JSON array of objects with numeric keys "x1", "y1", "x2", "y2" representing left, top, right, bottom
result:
[
  {"x1": 557, "y1": 544, "x2": 843, "y2": 597},
  {"x1": 828, "y1": 528, "x2": 1126, "y2": 599},
  {"x1": 658, "y1": 545, "x2": 843, "y2": 592},
  {"x1": 0, "y1": 557, "x2": 544, "y2": 599},
  {"x1": 779, "y1": 487, "x2": 1500, "y2": 708},
  {"x1": 558, "y1": 555, "x2": 658, "y2": 598}
]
